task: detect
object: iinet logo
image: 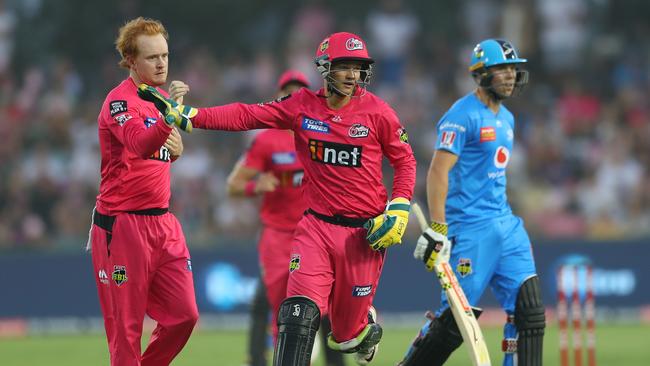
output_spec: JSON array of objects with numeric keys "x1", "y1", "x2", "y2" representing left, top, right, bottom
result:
[{"x1": 309, "y1": 139, "x2": 362, "y2": 167}]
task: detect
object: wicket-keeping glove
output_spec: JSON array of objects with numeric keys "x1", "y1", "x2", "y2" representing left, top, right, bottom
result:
[
  {"x1": 364, "y1": 197, "x2": 410, "y2": 251},
  {"x1": 413, "y1": 221, "x2": 451, "y2": 271},
  {"x1": 137, "y1": 84, "x2": 197, "y2": 133}
]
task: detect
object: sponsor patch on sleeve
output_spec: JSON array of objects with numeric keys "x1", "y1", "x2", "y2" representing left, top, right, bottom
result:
[
  {"x1": 114, "y1": 113, "x2": 132, "y2": 126},
  {"x1": 109, "y1": 100, "x2": 128, "y2": 117},
  {"x1": 440, "y1": 131, "x2": 456, "y2": 149}
]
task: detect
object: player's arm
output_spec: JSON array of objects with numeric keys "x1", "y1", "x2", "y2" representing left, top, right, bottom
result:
[
  {"x1": 365, "y1": 107, "x2": 416, "y2": 251},
  {"x1": 414, "y1": 109, "x2": 468, "y2": 270},
  {"x1": 226, "y1": 159, "x2": 279, "y2": 197},
  {"x1": 138, "y1": 84, "x2": 296, "y2": 132},
  {"x1": 427, "y1": 149, "x2": 458, "y2": 223},
  {"x1": 106, "y1": 100, "x2": 173, "y2": 159},
  {"x1": 413, "y1": 150, "x2": 457, "y2": 271}
]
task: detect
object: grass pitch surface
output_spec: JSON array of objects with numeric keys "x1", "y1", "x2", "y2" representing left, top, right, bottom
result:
[{"x1": 1, "y1": 324, "x2": 648, "y2": 365}]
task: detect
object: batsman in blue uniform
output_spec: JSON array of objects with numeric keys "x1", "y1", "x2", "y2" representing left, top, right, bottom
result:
[{"x1": 400, "y1": 39, "x2": 545, "y2": 366}]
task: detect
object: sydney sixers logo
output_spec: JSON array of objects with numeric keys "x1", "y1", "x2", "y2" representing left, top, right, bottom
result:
[
  {"x1": 494, "y1": 146, "x2": 510, "y2": 168},
  {"x1": 345, "y1": 38, "x2": 363, "y2": 51},
  {"x1": 348, "y1": 123, "x2": 369, "y2": 138}
]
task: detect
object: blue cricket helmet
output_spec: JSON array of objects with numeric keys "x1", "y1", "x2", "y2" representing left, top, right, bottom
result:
[{"x1": 468, "y1": 39, "x2": 527, "y2": 72}]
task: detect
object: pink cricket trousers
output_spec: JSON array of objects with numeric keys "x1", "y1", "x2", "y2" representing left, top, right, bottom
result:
[
  {"x1": 286, "y1": 213, "x2": 385, "y2": 343},
  {"x1": 90, "y1": 209, "x2": 199, "y2": 366}
]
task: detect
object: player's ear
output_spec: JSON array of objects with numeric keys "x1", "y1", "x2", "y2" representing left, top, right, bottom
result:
[{"x1": 126, "y1": 56, "x2": 136, "y2": 69}]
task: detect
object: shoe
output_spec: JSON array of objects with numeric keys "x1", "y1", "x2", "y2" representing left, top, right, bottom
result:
[{"x1": 354, "y1": 306, "x2": 379, "y2": 365}]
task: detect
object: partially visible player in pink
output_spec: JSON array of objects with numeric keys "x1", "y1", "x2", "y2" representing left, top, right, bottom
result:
[
  {"x1": 89, "y1": 17, "x2": 198, "y2": 366},
  {"x1": 139, "y1": 32, "x2": 416, "y2": 366},
  {"x1": 227, "y1": 70, "x2": 310, "y2": 342}
]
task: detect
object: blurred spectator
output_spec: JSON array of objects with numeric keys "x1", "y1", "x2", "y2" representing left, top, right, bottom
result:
[
  {"x1": 0, "y1": 0, "x2": 15, "y2": 78},
  {"x1": 535, "y1": 0, "x2": 589, "y2": 71},
  {"x1": 366, "y1": 0, "x2": 419, "y2": 87}
]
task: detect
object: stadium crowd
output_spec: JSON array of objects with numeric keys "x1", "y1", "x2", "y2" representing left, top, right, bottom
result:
[{"x1": 1, "y1": 0, "x2": 649, "y2": 250}]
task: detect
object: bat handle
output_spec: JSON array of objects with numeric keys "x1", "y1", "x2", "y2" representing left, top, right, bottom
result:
[{"x1": 411, "y1": 202, "x2": 429, "y2": 231}]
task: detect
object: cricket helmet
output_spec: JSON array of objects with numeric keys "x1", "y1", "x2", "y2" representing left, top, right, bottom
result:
[
  {"x1": 315, "y1": 32, "x2": 374, "y2": 65},
  {"x1": 277, "y1": 69, "x2": 310, "y2": 90},
  {"x1": 469, "y1": 39, "x2": 527, "y2": 72},
  {"x1": 469, "y1": 38, "x2": 529, "y2": 98},
  {"x1": 314, "y1": 32, "x2": 374, "y2": 94}
]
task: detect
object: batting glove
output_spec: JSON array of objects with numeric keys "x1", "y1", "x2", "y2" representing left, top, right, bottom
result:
[
  {"x1": 364, "y1": 197, "x2": 410, "y2": 251},
  {"x1": 413, "y1": 221, "x2": 451, "y2": 271},
  {"x1": 137, "y1": 84, "x2": 197, "y2": 133}
]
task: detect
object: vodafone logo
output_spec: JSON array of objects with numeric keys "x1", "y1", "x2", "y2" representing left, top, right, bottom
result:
[{"x1": 494, "y1": 146, "x2": 510, "y2": 168}]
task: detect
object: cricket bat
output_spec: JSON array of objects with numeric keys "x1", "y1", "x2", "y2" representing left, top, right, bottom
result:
[{"x1": 411, "y1": 202, "x2": 491, "y2": 366}]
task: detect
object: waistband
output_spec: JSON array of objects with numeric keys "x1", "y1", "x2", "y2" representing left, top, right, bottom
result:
[
  {"x1": 306, "y1": 208, "x2": 369, "y2": 228},
  {"x1": 93, "y1": 208, "x2": 168, "y2": 232}
]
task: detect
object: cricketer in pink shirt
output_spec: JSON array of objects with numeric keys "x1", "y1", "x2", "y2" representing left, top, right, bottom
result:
[
  {"x1": 242, "y1": 129, "x2": 306, "y2": 230},
  {"x1": 90, "y1": 18, "x2": 198, "y2": 366},
  {"x1": 139, "y1": 32, "x2": 416, "y2": 366}
]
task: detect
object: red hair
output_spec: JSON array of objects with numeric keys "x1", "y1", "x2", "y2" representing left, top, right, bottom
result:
[{"x1": 115, "y1": 17, "x2": 168, "y2": 69}]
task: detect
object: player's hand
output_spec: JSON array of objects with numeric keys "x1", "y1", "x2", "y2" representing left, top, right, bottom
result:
[
  {"x1": 413, "y1": 221, "x2": 451, "y2": 271},
  {"x1": 168, "y1": 80, "x2": 190, "y2": 104},
  {"x1": 364, "y1": 197, "x2": 410, "y2": 251},
  {"x1": 164, "y1": 128, "x2": 183, "y2": 159},
  {"x1": 255, "y1": 172, "x2": 279, "y2": 193},
  {"x1": 137, "y1": 84, "x2": 197, "y2": 133}
]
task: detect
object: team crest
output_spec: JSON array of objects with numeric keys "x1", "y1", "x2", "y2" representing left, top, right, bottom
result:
[
  {"x1": 348, "y1": 123, "x2": 369, "y2": 138},
  {"x1": 320, "y1": 39, "x2": 329, "y2": 52},
  {"x1": 456, "y1": 258, "x2": 472, "y2": 278},
  {"x1": 112, "y1": 265, "x2": 128, "y2": 286},
  {"x1": 473, "y1": 45, "x2": 484, "y2": 60},
  {"x1": 345, "y1": 38, "x2": 364, "y2": 51},
  {"x1": 289, "y1": 254, "x2": 301, "y2": 273},
  {"x1": 397, "y1": 127, "x2": 409, "y2": 144}
]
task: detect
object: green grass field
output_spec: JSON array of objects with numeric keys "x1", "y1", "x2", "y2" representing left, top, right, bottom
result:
[{"x1": 1, "y1": 324, "x2": 649, "y2": 366}]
